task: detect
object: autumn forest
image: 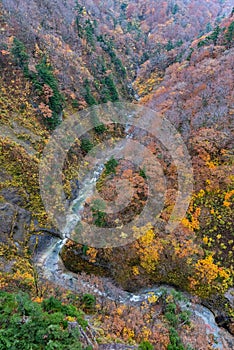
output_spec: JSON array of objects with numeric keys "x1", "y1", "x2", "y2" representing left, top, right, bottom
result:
[{"x1": 0, "y1": 0, "x2": 234, "y2": 349}]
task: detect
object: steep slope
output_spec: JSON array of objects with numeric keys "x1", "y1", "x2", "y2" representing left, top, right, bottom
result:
[
  {"x1": 1, "y1": 0, "x2": 233, "y2": 104},
  {"x1": 61, "y1": 13, "x2": 234, "y2": 319},
  {"x1": 0, "y1": 1, "x2": 234, "y2": 348}
]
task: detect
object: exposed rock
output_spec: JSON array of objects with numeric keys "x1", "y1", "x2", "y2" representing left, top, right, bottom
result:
[
  {"x1": 67, "y1": 321, "x2": 78, "y2": 331},
  {"x1": 0, "y1": 256, "x2": 15, "y2": 273},
  {"x1": 228, "y1": 320, "x2": 234, "y2": 336},
  {"x1": 0, "y1": 201, "x2": 31, "y2": 244},
  {"x1": 0, "y1": 187, "x2": 25, "y2": 206},
  {"x1": 70, "y1": 179, "x2": 80, "y2": 202},
  {"x1": 29, "y1": 233, "x2": 58, "y2": 257},
  {"x1": 215, "y1": 315, "x2": 232, "y2": 332},
  {"x1": 0, "y1": 202, "x2": 15, "y2": 240},
  {"x1": 0, "y1": 168, "x2": 11, "y2": 183},
  {"x1": 13, "y1": 207, "x2": 31, "y2": 242},
  {"x1": 225, "y1": 288, "x2": 234, "y2": 308}
]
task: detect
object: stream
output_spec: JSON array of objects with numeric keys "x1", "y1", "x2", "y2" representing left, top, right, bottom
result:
[
  {"x1": 35, "y1": 235, "x2": 233, "y2": 349},
  {"x1": 34, "y1": 122, "x2": 233, "y2": 349}
]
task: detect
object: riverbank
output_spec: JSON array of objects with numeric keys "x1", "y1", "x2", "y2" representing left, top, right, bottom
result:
[{"x1": 33, "y1": 233, "x2": 234, "y2": 349}]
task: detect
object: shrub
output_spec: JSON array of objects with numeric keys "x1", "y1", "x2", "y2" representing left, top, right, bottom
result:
[
  {"x1": 168, "y1": 328, "x2": 185, "y2": 350},
  {"x1": 103, "y1": 76, "x2": 119, "y2": 102},
  {"x1": 81, "y1": 138, "x2": 94, "y2": 153},
  {"x1": 80, "y1": 294, "x2": 96, "y2": 311},
  {"x1": 139, "y1": 167, "x2": 147, "y2": 179},
  {"x1": 84, "y1": 81, "x2": 97, "y2": 106},
  {"x1": 0, "y1": 291, "x2": 87, "y2": 349},
  {"x1": 225, "y1": 21, "x2": 234, "y2": 47},
  {"x1": 138, "y1": 341, "x2": 154, "y2": 350},
  {"x1": 35, "y1": 58, "x2": 64, "y2": 129},
  {"x1": 94, "y1": 122, "x2": 106, "y2": 134},
  {"x1": 11, "y1": 37, "x2": 29, "y2": 75},
  {"x1": 104, "y1": 156, "x2": 118, "y2": 175}
]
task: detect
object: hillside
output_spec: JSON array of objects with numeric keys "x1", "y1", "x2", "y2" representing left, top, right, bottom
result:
[
  {"x1": 0, "y1": 0, "x2": 234, "y2": 349},
  {"x1": 1, "y1": 0, "x2": 233, "y2": 104}
]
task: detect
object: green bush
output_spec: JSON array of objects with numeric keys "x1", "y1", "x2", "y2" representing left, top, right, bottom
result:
[
  {"x1": 81, "y1": 138, "x2": 94, "y2": 153},
  {"x1": 11, "y1": 38, "x2": 29, "y2": 75},
  {"x1": 84, "y1": 81, "x2": 97, "y2": 106},
  {"x1": 89, "y1": 108, "x2": 107, "y2": 134},
  {"x1": 209, "y1": 25, "x2": 221, "y2": 45},
  {"x1": 165, "y1": 310, "x2": 178, "y2": 328},
  {"x1": 84, "y1": 19, "x2": 95, "y2": 47},
  {"x1": 168, "y1": 328, "x2": 185, "y2": 350},
  {"x1": 72, "y1": 99, "x2": 79, "y2": 108},
  {"x1": 80, "y1": 294, "x2": 96, "y2": 311},
  {"x1": 186, "y1": 48, "x2": 194, "y2": 61},
  {"x1": 35, "y1": 58, "x2": 64, "y2": 129},
  {"x1": 104, "y1": 156, "x2": 118, "y2": 175},
  {"x1": 163, "y1": 292, "x2": 192, "y2": 350},
  {"x1": 0, "y1": 291, "x2": 89, "y2": 350},
  {"x1": 225, "y1": 21, "x2": 234, "y2": 47},
  {"x1": 171, "y1": 4, "x2": 179, "y2": 15},
  {"x1": 139, "y1": 167, "x2": 147, "y2": 179},
  {"x1": 103, "y1": 76, "x2": 119, "y2": 102},
  {"x1": 197, "y1": 25, "x2": 223, "y2": 48},
  {"x1": 166, "y1": 40, "x2": 174, "y2": 51},
  {"x1": 92, "y1": 209, "x2": 106, "y2": 227},
  {"x1": 197, "y1": 39, "x2": 208, "y2": 48},
  {"x1": 138, "y1": 341, "x2": 154, "y2": 350},
  {"x1": 94, "y1": 123, "x2": 106, "y2": 134}
]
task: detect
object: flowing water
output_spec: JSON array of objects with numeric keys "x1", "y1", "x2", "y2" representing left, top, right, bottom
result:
[
  {"x1": 34, "y1": 123, "x2": 233, "y2": 349},
  {"x1": 35, "y1": 234, "x2": 232, "y2": 349}
]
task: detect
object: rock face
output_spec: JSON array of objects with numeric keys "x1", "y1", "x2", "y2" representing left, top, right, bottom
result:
[
  {"x1": 225, "y1": 288, "x2": 234, "y2": 308},
  {"x1": 29, "y1": 233, "x2": 58, "y2": 258},
  {"x1": 0, "y1": 169, "x2": 31, "y2": 246},
  {"x1": 70, "y1": 179, "x2": 80, "y2": 202},
  {"x1": 0, "y1": 197, "x2": 31, "y2": 244},
  {"x1": 0, "y1": 202, "x2": 15, "y2": 239},
  {"x1": 0, "y1": 203, "x2": 31, "y2": 241}
]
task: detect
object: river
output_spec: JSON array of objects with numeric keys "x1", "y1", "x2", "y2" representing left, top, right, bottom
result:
[{"x1": 34, "y1": 118, "x2": 233, "y2": 349}]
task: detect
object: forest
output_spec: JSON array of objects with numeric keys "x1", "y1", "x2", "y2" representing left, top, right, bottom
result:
[{"x1": 0, "y1": 0, "x2": 233, "y2": 349}]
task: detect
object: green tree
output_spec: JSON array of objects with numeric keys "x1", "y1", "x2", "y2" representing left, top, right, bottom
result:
[
  {"x1": 166, "y1": 40, "x2": 174, "y2": 51},
  {"x1": 83, "y1": 80, "x2": 97, "y2": 106},
  {"x1": 138, "y1": 341, "x2": 154, "y2": 350},
  {"x1": 0, "y1": 291, "x2": 88, "y2": 350},
  {"x1": 80, "y1": 138, "x2": 94, "y2": 153},
  {"x1": 104, "y1": 156, "x2": 118, "y2": 175},
  {"x1": 103, "y1": 76, "x2": 119, "y2": 102},
  {"x1": 85, "y1": 19, "x2": 95, "y2": 47},
  {"x1": 11, "y1": 38, "x2": 29, "y2": 75},
  {"x1": 75, "y1": 1, "x2": 84, "y2": 37},
  {"x1": 225, "y1": 21, "x2": 234, "y2": 47},
  {"x1": 209, "y1": 25, "x2": 221, "y2": 45},
  {"x1": 35, "y1": 58, "x2": 64, "y2": 129},
  {"x1": 172, "y1": 4, "x2": 179, "y2": 15}
]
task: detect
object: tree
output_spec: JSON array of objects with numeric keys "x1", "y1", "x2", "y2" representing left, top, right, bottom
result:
[
  {"x1": 0, "y1": 291, "x2": 88, "y2": 349},
  {"x1": 103, "y1": 75, "x2": 119, "y2": 101},
  {"x1": 225, "y1": 21, "x2": 234, "y2": 47},
  {"x1": 209, "y1": 25, "x2": 221, "y2": 45},
  {"x1": 11, "y1": 38, "x2": 29, "y2": 75},
  {"x1": 35, "y1": 58, "x2": 64, "y2": 129},
  {"x1": 83, "y1": 80, "x2": 97, "y2": 106}
]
